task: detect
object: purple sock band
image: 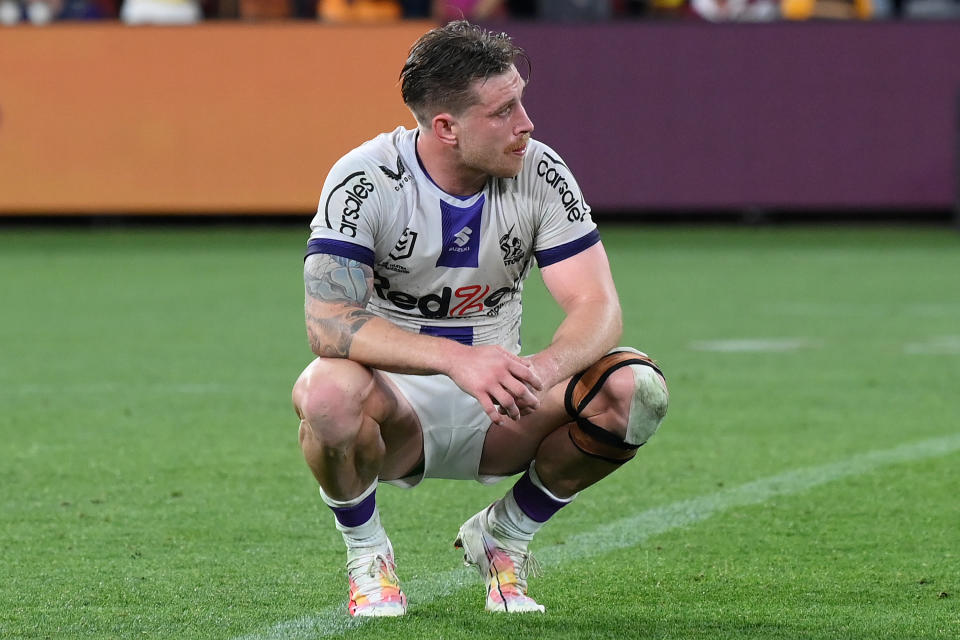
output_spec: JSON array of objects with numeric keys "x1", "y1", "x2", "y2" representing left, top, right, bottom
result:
[
  {"x1": 511, "y1": 471, "x2": 568, "y2": 523},
  {"x1": 330, "y1": 490, "x2": 376, "y2": 528}
]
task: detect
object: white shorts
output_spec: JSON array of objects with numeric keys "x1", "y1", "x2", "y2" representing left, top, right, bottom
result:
[{"x1": 379, "y1": 371, "x2": 502, "y2": 488}]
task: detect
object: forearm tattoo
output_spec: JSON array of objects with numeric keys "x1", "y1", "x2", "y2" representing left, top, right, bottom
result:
[{"x1": 303, "y1": 253, "x2": 375, "y2": 357}]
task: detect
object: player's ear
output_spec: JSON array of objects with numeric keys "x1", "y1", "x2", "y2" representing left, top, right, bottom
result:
[{"x1": 431, "y1": 112, "x2": 458, "y2": 146}]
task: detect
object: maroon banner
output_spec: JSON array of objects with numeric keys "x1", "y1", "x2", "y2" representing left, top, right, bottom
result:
[{"x1": 507, "y1": 22, "x2": 960, "y2": 211}]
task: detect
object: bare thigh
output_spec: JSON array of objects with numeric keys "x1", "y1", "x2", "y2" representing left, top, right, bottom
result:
[
  {"x1": 369, "y1": 369, "x2": 426, "y2": 481},
  {"x1": 478, "y1": 380, "x2": 570, "y2": 476}
]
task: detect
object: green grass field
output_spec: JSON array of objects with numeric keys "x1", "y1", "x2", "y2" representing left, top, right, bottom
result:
[{"x1": 2, "y1": 225, "x2": 958, "y2": 639}]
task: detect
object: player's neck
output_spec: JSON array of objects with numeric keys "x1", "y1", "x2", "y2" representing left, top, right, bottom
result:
[{"x1": 416, "y1": 131, "x2": 487, "y2": 198}]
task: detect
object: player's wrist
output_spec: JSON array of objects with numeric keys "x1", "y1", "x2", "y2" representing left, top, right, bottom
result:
[
  {"x1": 527, "y1": 351, "x2": 563, "y2": 390},
  {"x1": 428, "y1": 337, "x2": 470, "y2": 377}
]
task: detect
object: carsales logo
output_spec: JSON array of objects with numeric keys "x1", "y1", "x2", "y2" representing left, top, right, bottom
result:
[
  {"x1": 324, "y1": 171, "x2": 375, "y2": 238},
  {"x1": 537, "y1": 152, "x2": 587, "y2": 222},
  {"x1": 374, "y1": 274, "x2": 512, "y2": 319}
]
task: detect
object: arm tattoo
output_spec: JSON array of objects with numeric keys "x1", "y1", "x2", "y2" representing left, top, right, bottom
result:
[
  {"x1": 303, "y1": 254, "x2": 375, "y2": 358},
  {"x1": 304, "y1": 253, "x2": 372, "y2": 306}
]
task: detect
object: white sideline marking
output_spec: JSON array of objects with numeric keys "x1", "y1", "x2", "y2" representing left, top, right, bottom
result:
[
  {"x1": 234, "y1": 433, "x2": 960, "y2": 640},
  {"x1": 904, "y1": 336, "x2": 960, "y2": 355},
  {"x1": 689, "y1": 338, "x2": 820, "y2": 353}
]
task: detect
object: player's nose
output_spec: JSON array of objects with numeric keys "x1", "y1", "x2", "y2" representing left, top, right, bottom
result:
[{"x1": 515, "y1": 103, "x2": 534, "y2": 136}]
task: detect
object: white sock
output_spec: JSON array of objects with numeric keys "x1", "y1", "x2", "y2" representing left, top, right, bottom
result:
[
  {"x1": 488, "y1": 463, "x2": 578, "y2": 547},
  {"x1": 319, "y1": 480, "x2": 386, "y2": 548},
  {"x1": 489, "y1": 490, "x2": 538, "y2": 547}
]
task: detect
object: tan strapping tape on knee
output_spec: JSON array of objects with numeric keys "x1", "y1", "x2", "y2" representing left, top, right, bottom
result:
[{"x1": 564, "y1": 352, "x2": 663, "y2": 464}]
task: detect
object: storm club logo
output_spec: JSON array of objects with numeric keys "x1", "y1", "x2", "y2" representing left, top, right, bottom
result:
[{"x1": 499, "y1": 225, "x2": 524, "y2": 265}]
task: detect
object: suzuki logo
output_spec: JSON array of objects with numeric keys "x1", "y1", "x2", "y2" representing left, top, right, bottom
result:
[{"x1": 454, "y1": 227, "x2": 473, "y2": 247}]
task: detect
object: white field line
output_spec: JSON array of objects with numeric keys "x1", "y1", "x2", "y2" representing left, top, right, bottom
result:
[
  {"x1": 688, "y1": 338, "x2": 821, "y2": 353},
  {"x1": 904, "y1": 335, "x2": 960, "y2": 355},
  {"x1": 234, "y1": 432, "x2": 960, "y2": 640}
]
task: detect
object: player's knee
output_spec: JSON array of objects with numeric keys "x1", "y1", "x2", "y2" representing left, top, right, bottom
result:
[
  {"x1": 292, "y1": 359, "x2": 370, "y2": 446},
  {"x1": 564, "y1": 347, "x2": 669, "y2": 464}
]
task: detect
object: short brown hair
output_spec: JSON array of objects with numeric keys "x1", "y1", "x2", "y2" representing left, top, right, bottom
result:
[{"x1": 400, "y1": 20, "x2": 528, "y2": 125}]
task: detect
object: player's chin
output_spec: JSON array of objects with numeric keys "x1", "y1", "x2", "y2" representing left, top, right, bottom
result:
[{"x1": 492, "y1": 159, "x2": 524, "y2": 179}]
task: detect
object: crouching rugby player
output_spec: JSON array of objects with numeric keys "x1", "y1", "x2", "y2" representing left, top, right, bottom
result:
[{"x1": 292, "y1": 20, "x2": 669, "y2": 616}]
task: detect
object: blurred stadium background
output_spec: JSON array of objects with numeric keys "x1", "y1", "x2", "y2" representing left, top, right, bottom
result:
[{"x1": 1, "y1": 13, "x2": 959, "y2": 222}]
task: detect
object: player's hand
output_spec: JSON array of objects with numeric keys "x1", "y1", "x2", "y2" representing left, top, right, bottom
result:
[
  {"x1": 445, "y1": 345, "x2": 543, "y2": 425},
  {"x1": 523, "y1": 351, "x2": 564, "y2": 399}
]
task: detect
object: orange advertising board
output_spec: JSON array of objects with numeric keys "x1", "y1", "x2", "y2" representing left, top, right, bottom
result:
[{"x1": 0, "y1": 23, "x2": 431, "y2": 214}]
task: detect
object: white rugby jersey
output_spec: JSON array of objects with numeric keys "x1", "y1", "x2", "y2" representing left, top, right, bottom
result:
[{"x1": 306, "y1": 126, "x2": 599, "y2": 352}]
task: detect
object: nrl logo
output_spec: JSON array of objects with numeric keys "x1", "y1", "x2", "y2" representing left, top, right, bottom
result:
[{"x1": 389, "y1": 227, "x2": 418, "y2": 260}]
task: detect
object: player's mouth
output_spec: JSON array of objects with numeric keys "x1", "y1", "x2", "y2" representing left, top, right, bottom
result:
[{"x1": 507, "y1": 136, "x2": 530, "y2": 155}]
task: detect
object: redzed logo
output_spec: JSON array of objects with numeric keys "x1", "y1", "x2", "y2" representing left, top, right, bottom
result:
[{"x1": 374, "y1": 274, "x2": 512, "y2": 319}]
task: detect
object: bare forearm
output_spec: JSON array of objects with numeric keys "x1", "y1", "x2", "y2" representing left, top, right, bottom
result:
[
  {"x1": 531, "y1": 298, "x2": 622, "y2": 389},
  {"x1": 303, "y1": 253, "x2": 463, "y2": 375},
  {"x1": 305, "y1": 298, "x2": 462, "y2": 374},
  {"x1": 531, "y1": 242, "x2": 624, "y2": 387}
]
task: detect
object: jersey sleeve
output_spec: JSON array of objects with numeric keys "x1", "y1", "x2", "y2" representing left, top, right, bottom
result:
[
  {"x1": 523, "y1": 141, "x2": 600, "y2": 268},
  {"x1": 305, "y1": 152, "x2": 384, "y2": 267}
]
